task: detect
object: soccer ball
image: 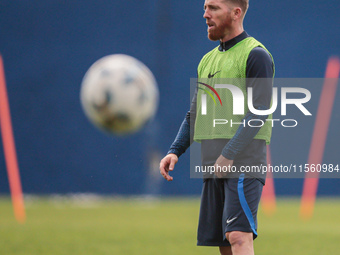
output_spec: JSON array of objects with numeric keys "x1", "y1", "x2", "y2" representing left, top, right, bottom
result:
[{"x1": 80, "y1": 54, "x2": 159, "y2": 135}]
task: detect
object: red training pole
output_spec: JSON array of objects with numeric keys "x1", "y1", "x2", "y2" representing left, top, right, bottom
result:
[
  {"x1": 261, "y1": 145, "x2": 276, "y2": 216},
  {"x1": 300, "y1": 57, "x2": 340, "y2": 219},
  {"x1": 0, "y1": 55, "x2": 26, "y2": 223}
]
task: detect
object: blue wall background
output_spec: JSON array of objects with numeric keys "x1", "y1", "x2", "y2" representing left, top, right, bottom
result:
[{"x1": 0, "y1": 0, "x2": 339, "y2": 196}]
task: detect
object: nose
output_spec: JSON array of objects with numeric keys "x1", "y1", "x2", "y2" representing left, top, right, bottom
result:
[{"x1": 203, "y1": 9, "x2": 210, "y2": 19}]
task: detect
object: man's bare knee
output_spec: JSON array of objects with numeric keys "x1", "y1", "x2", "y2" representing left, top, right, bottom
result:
[
  {"x1": 225, "y1": 231, "x2": 253, "y2": 247},
  {"x1": 219, "y1": 246, "x2": 232, "y2": 255}
]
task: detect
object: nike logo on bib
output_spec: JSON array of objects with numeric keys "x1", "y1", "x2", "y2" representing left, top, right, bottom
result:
[{"x1": 208, "y1": 70, "x2": 221, "y2": 78}]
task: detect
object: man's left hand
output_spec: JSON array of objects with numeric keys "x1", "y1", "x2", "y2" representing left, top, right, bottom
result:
[{"x1": 214, "y1": 155, "x2": 234, "y2": 178}]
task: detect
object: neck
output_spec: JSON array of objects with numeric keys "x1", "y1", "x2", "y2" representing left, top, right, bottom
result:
[{"x1": 220, "y1": 25, "x2": 244, "y2": 42}]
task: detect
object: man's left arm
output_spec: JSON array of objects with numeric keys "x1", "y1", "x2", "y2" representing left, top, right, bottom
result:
[{"x1": 214, "y1": 47, "x2": 274, "y2": 176}]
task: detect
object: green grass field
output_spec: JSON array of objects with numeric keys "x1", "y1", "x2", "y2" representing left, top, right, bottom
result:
[{"x1": 0, "y1": 196, "x2": 339, "y2": 255}]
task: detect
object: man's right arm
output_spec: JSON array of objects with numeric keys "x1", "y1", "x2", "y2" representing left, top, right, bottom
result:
[
  {"x1": 159, "y1": 87, "x2": 197, "y2": 181},
  {"x1": 167, "y1": 86, "x2": 197, "y2": 157}
]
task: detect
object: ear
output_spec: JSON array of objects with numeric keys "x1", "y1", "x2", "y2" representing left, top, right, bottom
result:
[{"x1": 232, "y1": 7, "x2": 242, "y2": 20}]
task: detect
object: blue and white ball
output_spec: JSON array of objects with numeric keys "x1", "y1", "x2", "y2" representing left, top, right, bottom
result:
[{"x1": 80, "y1": 54, "x2": 159, "y2": 135}]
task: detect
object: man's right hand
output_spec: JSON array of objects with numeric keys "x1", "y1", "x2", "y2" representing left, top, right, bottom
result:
[{"x1": 159, "y1": 153, "x2": 178, "y2": 181}]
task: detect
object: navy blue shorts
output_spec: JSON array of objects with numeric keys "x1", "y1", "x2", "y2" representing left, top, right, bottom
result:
[{"x1": 197, "y1": 174, "x2": 264, "y2": 246}]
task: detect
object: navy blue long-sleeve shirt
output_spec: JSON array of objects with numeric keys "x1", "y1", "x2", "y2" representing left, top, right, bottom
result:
[{"x1": 168, "y1": 31, "x2": 274, "y2": 171}]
